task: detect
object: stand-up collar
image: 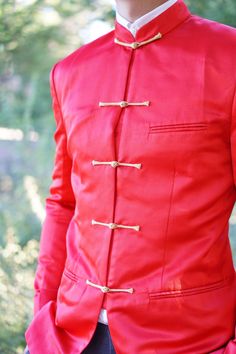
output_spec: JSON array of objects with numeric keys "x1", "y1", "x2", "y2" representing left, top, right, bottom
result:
[{"x1": 114, "y1": 0, "x2": 191, "y2": 45}]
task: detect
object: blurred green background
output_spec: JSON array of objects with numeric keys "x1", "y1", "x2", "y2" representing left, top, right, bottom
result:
[{"x1": 0, "y1": 0, "x2": 236, "y2": 353}]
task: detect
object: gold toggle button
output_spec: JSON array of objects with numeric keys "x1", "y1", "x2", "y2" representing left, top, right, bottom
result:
[
  {"x1": 120, "y1": 101, "x2": 129, "y2": 108},
  {"x1": 99, "y1": 101, "x2": 150, "y2": 108},
  {"x1": 109, "y1": 223, "x2": 118, "y2": 229},
  {"x1": 131, "y1": 42, "x2": 139, "y2": 49},
  {"x1": 111, "y1": 161, "x2": 119, "y2": 168},
  {"x1": 91, "y1": 219, "x2": 140, "y2": 231},
  {"x1": 101, "y1": 286, "x2": 110, "y2": 293},
  {"x1": 86, "y1": 279, "x2": 134, "y2": 294},
  {"x1": 114, "y1": 32, "x2": 162, "y2": 50}
]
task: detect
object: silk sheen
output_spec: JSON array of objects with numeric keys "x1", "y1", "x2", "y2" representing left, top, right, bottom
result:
[
  {"x1": 98, "y1": 0, "x2": 177, "y2": 326},
  {"x1": 25, "y1": 1, "x2": 236, "y2": 353}
]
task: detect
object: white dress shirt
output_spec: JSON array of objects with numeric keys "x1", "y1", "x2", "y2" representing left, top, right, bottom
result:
[
  {"x1": 116, "y1": 0, "x2": 178, "y2": 37},
  {"x1": 98, "y1": 0, "x2": 178, "y2": 326}
]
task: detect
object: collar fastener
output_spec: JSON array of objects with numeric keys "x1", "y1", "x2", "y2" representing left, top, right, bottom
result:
[{"x1": 114, "y1": 32, "x2": 162, "y2": 49}]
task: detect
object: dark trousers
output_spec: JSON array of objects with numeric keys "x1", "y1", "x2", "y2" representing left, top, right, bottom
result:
[
  {"x1": 25, "y1": 322, "x2": 116, "y2": 354},
  {"x1": 82, "y1": 322, "x2": 116, "y2": 354}
]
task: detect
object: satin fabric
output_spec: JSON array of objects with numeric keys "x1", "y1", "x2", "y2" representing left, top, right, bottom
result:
[
  {"x1": 25, "y1": 323, "x2": 116, "y2": 354},
  {"x1": 25, "y1": 1, "x2": 236, "y2": 353}
]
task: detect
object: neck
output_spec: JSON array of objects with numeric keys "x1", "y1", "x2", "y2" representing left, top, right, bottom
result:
[{"x1": 116, "y1": 0, "x2": 168, "y2": 22}]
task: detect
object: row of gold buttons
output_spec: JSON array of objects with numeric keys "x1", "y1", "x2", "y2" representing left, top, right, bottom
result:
[{"x1": 87, "y1": 91, "x2": 150, "y2": 294}]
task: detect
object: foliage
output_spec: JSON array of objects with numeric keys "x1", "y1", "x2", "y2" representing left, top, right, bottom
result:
[
  {"x1": 187, "y1": 0, "x2": 236, "y2": 27},
  {"x1": 0, "y1": 0, "x2": 236, "y2": 352}
]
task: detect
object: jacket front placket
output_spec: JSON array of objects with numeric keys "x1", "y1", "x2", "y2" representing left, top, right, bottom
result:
[{"x1": 86, "y1": 31, "x2": 163, "y2": 299}]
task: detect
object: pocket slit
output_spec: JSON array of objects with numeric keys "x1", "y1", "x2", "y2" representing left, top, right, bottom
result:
[{"x1": 149, "y1": 122, "x2": 207, "y2": 133}]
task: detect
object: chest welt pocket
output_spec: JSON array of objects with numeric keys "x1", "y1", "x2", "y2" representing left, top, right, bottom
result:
[{"x1": 148, "y1": 122, "x2": 208, "y2": 134}]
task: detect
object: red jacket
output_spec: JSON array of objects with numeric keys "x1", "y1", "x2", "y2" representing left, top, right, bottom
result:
[{"x1": 25, "y1": 1, "x2": 236, "y2": 352}]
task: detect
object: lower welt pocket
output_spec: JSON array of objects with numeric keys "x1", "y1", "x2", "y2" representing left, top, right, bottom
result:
[
  {"x1": 149, "y1": 122, "x2": 208, "y2": 133},
  {"x1": 63, "y1": 268, "x2": 80, "y2": 282},
  {"x1": 149, "y1": 278, "x2": 232, "y2": 300}
]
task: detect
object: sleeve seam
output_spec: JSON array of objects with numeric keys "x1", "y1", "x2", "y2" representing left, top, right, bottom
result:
[
  {"x1": 50, "y1": 63, "x2": 74, "y2": 205},
  {"x1": 50, "y1": 63, "x2": 68, "y2": 133},
  {"x1": 230, "y1": 83, "x2": 236, "y2": 127}
]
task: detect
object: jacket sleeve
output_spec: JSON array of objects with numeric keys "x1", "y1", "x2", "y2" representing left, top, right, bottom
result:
[
  {"x1": 223, "y1": 87, "x2": 236, "y2": 353},
  {"x1": 33, "y1": 63, "x2": 76, "y2": 316}
]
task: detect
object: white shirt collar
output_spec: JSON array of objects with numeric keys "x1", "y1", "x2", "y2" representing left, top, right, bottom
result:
[{"x1": 116, "y1": 0, "x2": 178, "y2": 37}]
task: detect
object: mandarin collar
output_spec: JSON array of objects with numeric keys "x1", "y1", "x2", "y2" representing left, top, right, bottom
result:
[{"x1": 114, "y1": 0, "x2": 191, "y2": 44}]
